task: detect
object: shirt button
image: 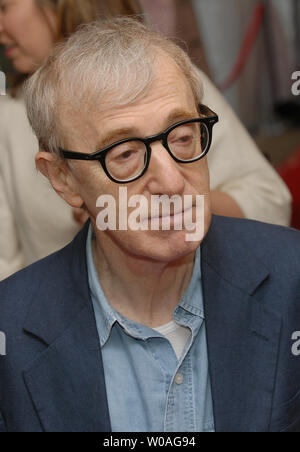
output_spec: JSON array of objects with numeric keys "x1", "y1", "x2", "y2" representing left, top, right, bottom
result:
[{"x1": 175, "y1": 373, "x2": 184, "y2": 385}]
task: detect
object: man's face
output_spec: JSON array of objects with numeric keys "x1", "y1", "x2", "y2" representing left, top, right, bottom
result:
[{"x1": 60, "y1": 58, "x2": 212, "y2": 263}]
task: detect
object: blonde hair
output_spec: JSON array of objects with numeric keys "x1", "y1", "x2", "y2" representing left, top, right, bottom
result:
[
  {"x1": 24, "y1": 17, "x2": 203, "y2": 154},
  {"x1": 37, "y1": 0, "x2": 143, "y2": 38},
  {"x1": 10, "y1": 0, "x2": 143, "y2": 90}
]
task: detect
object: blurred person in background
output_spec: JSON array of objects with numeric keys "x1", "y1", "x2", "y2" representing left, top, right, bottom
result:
[
  {"x1": 0, "y1": 0, "x2": 143, "y2": 280},
  {"x1": 0, "y1": 0, "x2": 292, "y2": 281}
]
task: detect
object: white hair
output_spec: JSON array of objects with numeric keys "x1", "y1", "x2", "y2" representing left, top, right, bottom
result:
[{"x1": 24, "y1": 17, "x2": 203, "y2": 154}]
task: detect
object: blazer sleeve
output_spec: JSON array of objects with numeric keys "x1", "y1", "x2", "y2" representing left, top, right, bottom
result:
[{"x1": 200, "y1": 70, "x2": 292, "y2": 226}]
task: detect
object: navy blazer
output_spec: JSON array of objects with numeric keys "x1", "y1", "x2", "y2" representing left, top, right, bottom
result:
[{"x1": 0, "y1": 215, "x2": 300, "y2": 432}]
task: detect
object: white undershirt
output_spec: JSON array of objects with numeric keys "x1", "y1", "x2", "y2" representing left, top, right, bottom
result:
[{"x1": 154, "y1": 321, "x2": 191, "y2": 360}]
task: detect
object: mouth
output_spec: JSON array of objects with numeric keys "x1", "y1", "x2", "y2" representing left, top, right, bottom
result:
[
  {"x1": 152, "y1": 204, "x2": 194, "y2": 219},
  {"x1": 146, "y1": 206, "x2": 195, "y2": 228},
  {"x1": 4, "y1": 45, "x2": 17, "y2": 58}
]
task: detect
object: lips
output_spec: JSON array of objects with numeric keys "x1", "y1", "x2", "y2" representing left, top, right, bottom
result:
[
  {"x1": 144, "y1": 206, "x2": 195, "y2": 230},
  {"x1": 160, "y1": 206, "x2": 194, "y2": 219},
  {"x1": 150, "y1": 205, "x2": 194, "y2": 221},
  {"x1": 4, "y1": 45, "x2": 17, "y2": 58}
]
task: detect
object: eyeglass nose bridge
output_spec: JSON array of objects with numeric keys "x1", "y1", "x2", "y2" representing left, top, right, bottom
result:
[{"x1": 144, "y1": 131, "x2": 173, "y2": 159}]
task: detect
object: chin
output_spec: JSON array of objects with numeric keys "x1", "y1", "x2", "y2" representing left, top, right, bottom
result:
[
  {"x1": 12, "y1": 58, "x2": 35, "y2": 75},
  {"x1": 130, "y1": 209, "x2": 212, "y2": 263},
  {"x1": 125, "y1": 230, "x2": 202, "y2": 264}
]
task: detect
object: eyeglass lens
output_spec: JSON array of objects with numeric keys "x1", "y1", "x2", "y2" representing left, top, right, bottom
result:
[{"x1": 105, "y1": 121, "x2": 209, "y2": 182}]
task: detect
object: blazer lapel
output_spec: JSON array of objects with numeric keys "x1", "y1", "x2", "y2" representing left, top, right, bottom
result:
[
  {"x1": 201, "y1": 216, "x2": 282, "y2": 432},
  {"x1": 22, "y1": 221, "x2": 111, "y2": 432}
]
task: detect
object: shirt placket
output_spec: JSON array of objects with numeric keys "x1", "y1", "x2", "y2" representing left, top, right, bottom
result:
[
  {"x1": 164, "y1": 353, "x2": 196, "y2": 432},
  {"x1": 164, "y1": 316, "x2": 202, "y2": 432}
]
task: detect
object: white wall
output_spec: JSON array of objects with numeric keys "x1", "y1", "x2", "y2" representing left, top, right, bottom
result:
[{"x1": 192, "y1": 0, "x2": 297, "y2": 130}]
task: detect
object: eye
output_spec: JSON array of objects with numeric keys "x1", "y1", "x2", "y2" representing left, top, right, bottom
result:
[
  {"x1": 170, "y1": 132, "x2": 193, "y2": 146},
  {"x1": 107, "y1": 140, "x2": 145, "y2": 163},
  {"x1": 116, "y1": 149, "x2": 136, "y2": 161},
  {"x1": 176, "y1": 134, "x2": 192, "y2": 144}
]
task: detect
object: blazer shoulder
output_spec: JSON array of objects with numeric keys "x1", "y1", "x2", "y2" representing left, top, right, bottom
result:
[
  {"x1": 0, "y1": 221, "x2": 88, "y2": 333},
  {"x1": 206, "y1": 216, "x2": 300, "y2": 317},
  {"x1": 210, "y1": 215, "x2": 300, "y2": 269},
  {"x1": 0, "y1": 245, "x2": 71, "y2": 330},
  {"x1": 213, "y1": 215, "x2": 300, "y2": 248}
]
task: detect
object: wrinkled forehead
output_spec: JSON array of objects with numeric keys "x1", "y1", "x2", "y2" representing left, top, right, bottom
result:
[{"x1": 58, "y1": 55, "x2": 197, "y2": 150}]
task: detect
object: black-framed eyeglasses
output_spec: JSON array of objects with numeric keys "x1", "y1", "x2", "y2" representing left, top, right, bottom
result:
[{"x1": 59, "y1": 105, "x2": 219, "y2": 184}]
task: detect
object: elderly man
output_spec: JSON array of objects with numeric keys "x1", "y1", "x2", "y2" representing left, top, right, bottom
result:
[{"x1": 0, "y1": 18, "x2": 300, "y2": 433}]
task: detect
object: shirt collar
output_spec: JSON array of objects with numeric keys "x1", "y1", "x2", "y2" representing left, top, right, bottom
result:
[
  {"x1": 177, "y1": 245, "x2": 204, "y2": 319},
  {"x1": 86, "y1": 224, "x2": 203, "y2": 347}
]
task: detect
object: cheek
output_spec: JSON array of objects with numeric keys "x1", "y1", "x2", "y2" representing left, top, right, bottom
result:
[
  {"x1": 186, "y1": 159, "x2": 210, "y2": 193},
  {"x1": 8, "y1": 4, "x2": 54, "y2": 61},
  {"x1": 5, "y1": 4, "x2": 32, "y2": 42},
  {"x1": 75, "y1": 164, "x2": 119, "y2": 216}
]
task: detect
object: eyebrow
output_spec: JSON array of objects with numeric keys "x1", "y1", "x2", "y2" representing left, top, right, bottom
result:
[
  {"x1": 95, "y1": 109, "x2": 199, "y2": 150},
  {"x1": 166, "y1": 109, "x2": 199, "y2": 124}
]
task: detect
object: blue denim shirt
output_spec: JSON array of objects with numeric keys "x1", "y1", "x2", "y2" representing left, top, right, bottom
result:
[{"x1": 87, "y1": 226, "x2": 215, "y2": 432}]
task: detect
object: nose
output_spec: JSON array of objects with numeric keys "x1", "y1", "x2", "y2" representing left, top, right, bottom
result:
[{"x1": 146, "y1": 141, "x2": 186, "y2": 196}]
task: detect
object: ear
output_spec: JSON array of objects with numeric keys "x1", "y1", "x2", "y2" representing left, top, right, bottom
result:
[{"x1": 35, "y1": 151, "x2": 84, "y2": 209}]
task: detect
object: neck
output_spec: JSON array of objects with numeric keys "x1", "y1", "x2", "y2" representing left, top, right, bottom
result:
[{"x1": 91, "y1": 229, "x2": 196, "y2": 328}]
